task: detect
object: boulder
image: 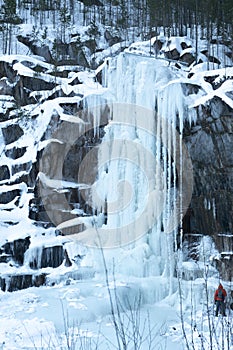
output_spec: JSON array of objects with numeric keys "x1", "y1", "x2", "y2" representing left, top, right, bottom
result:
[
  {"x1": 153, "y1": 39, "x2": 163, "y2": 56},
  {"x1": 0, "y1": 60, "x2": 17, "y2": 83},
  {"x1": 11, "y1": 161, "x2": 32, "y2": 176},
  {"x1": 68, "y1": 42, "x2": 89, "y2": 67},
  {"x1": 208, "y1": 55, "x2": 221, "y2": 65},
  {"x1": 179, "y1": 52, "x2": 195, "y2": 66},
  {"x1": 29, "y1": 245, "x2": 64, "y2": 269},
  {"x1": 21, "y1": 75, "x2": 56, "y2": 92},
  {"x1": 180, "y1": 42, "x2": 192, "y2": 50},
  {"x1": 2, "y1": 124, "x2": 24, "y2": 145},
  {"x1": 17, "y1": 35, "x2": 53, "y2": 63},
  {"x1": 0, "y1": 188, "x2": 21, "y2": 204},
  {"x1": 104, "y1": 30, "x2": 122, "y2": 46},
  {"x1": 0, "y1": 77, "x2": 14, "y2": 95},
  {"x1": 164, "y1": 48, "x2": 180, "y2": 60},
  {"x1": 2, "y1": 237, "x2": 31, "y2": 265},
  {"x1": 5, "y1": 146, "x2": 27, "y2": 159},
  {"x1": 0, "y1": 165, "x2": 10, "y2": 181},
  {"x1": 200, "y1": 49, "x2": 221, "y2": 65},
  {"x1": 2, "y1": 273, "x2": 47, "y2": 292}
]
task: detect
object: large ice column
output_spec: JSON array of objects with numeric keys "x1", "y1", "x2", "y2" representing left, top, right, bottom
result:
[
  {"x1": 96, "y1": 53, "x2": 192, "y2": 291},
  {"x1": 91, "y1": 104, "x2": 159, "y2": 248}
]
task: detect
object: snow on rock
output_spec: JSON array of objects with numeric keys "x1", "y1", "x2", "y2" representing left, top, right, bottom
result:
[{"x1": 0, "y1": 23, "x2": 232, "y2": 349}]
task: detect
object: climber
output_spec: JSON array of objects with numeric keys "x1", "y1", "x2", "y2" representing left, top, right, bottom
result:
[{"x1": 214, "y1": 283, "x2": 227, "y2": 317}]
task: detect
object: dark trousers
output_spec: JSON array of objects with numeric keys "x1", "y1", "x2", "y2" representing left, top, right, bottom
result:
[{"x1": 215, "y1": 300, "x2": 226, "y2": 316}]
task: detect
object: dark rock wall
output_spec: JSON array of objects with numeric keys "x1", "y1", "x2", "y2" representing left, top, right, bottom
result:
[
  {"x1": 183, "y1": 98, "x2": 233, "y2": 235},
  {"x1": 28, "y1": 246, "x2": 64, "y2": 269},
  {"x1": 183, "y1": 97, "x2": 233, "y2": 279},
  {"x1": 1, "y1": 237, "x2": 31, "y2": 265},
  {"x1": 0, "y1": 273, "x2": 47, "y2": 292}
]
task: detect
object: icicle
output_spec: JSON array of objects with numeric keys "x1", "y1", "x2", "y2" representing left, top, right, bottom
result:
[
  {"x1": 91, "y1": 51, "x2": 193, "y2": 299},
  {"x1": 24, "y1": 246, "x2": 43, "y2": 269}
]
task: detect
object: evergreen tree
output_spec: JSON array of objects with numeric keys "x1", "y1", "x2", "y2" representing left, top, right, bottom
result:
[
  {"x1": 0, "y1": 0, "x2": 22, "y2": 54},
  {"x1": 2, "y1": 0, "x2": 21, "y2": 24}
]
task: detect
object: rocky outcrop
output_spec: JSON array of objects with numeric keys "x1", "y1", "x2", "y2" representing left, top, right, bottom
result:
[
  {"x1": 104, "y1": 29, "x2": 122, "y2": 46},
  {"x1": 0, "y1": 237, "x2": 74, "y2": 291},
  {"x1": 29, "y1": 121, "x2": 106, "y2": 231},
  {"x1": 28, "y1": 245, "x2": 64, "y2": 269},
  {"x1": 2, "y1": 124, "x2": 24, "y2": 145},
  {"x1": 183, "y1": 96, "x2": 233, "y2": 278},
  {"x1": 17, "y1": 34, "x2": 91, "y2": 67},
  {"x1": 214, "y1": 254, "x2": 233, "y2": 281},
  {"x1": 5, "y1": 146, "x2": 27, "y2": 159},
  {"x1": 0, "y1": 188, "x2": 21, "y2": 204},
  {"x1": 183, "y1": 98, "x2": 233, "y2": 233},
  {"x1": 0, "y1": 273, "x2": 47, "y2": 292},
  {"x1": 0, "y1": 165, "x2": 10, "y2": 181},
  {"x1": 212, "y1": 234, "x2": 233, "y2": 280},
  {"x1": 21, "y1": 75, "x2": 56, "y2": 92},
  {"x1": 1, "y1": 237, "x2": 30, "y2": 265},
  {"x1": 17, "y1": 35, "x2": 53, "y2": 63},
  {"x1": 0, "y1": 56, "x2": 60, "y2": 112},
  {"x1": 0, "y1": 61, "x2": 17, "y2": 82}
]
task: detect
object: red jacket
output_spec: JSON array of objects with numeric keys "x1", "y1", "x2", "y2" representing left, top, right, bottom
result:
[{"x1": 214, "y1": 284, "x2": 227, "y2": 301}]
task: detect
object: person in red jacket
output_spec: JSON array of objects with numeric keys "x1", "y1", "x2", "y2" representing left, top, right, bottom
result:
[{"x1": 214, "y1": 283, "x2": 227, "y2": 316}]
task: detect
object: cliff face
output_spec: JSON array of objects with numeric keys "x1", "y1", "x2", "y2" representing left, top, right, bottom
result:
[
  {"x1": 183, "y1": 97, "x2": 233, "y2": 280},
  {"x1": 0, "y1": 41, "x2": 233, "y2": 291},
  {"x1": 0, "y1": 54, "x2": 108, "y2": 291}
]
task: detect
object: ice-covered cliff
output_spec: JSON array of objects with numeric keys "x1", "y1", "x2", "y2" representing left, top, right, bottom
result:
[
  {"x1": 97, "y1": 48, "x2": 233, "y2": 282},
  {"x1": 0, "y1": 33, "x2": 233, "y2": 296}
]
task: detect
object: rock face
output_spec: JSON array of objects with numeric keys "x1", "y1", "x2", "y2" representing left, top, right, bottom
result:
[
  {"x1": 0, "y1": 55, "x2": 108, "y2": 292},
  {"x1": 0, "y1": 165, "x2": 10, "y2": 181},
  {"x1": 0, "y1": 273, "x2": 47, "y2": 292},
  {"x1": 2, "y1": 124, "x2": 24, "y2": 145},
  {"x1": 28, "y1": 246, "x2": 64, "y2": 269},
  {"x1": 104, "y1": 29, "x2": 122, "y2": 46},
  {"x1": 183, "y1": 97, "x2": 233, "y2": 279},
  {"x1": 1, "y1": 237, "x2": 31, "y2": 265},
  {"x1": 5, "y1": 146, "x2": 27, "y2": 159},
  {"x1": 0, "y1": 188, "x2": 21, "y2": 204},
  {"x1": 17, "y1": 35, "x2": 53, "y2": 63}
]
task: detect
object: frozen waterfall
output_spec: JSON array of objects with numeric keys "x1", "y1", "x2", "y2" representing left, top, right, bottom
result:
[{"x1": 75, "y1": 52, "x2": 193, "y2": 298}]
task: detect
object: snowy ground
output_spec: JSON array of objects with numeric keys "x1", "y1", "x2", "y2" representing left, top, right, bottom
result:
[{"x1": 0, "y1": 271, "x2": 232, "y2": 350}]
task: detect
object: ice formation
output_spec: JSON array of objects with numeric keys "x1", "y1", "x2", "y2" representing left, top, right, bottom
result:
[{"x1": 67, "y1": 52, "x2": 194, "y2": 301}]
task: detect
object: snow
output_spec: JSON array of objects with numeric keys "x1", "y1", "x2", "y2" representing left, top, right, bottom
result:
[
  {"x1": 0, "y1": 273, "x2": 231, "y2": 349},
  {"x1": 0, "y1": 13, "x2": 232, "y2": 350}
]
